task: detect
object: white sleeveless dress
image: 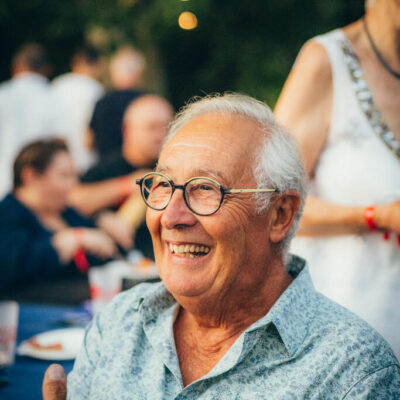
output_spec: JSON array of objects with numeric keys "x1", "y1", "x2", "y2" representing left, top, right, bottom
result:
[{"x1": 290, "y1": 29, "x2": 400, "y2": 358}]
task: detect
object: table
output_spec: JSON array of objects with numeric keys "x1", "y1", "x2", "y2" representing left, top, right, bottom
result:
[{"x1": 0, "y1": 303, "x2": 91, "y2": 400}]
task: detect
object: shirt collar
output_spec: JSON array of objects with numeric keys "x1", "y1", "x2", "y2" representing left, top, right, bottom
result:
[
  {"x1": 137, "y1": 281, "x2": 175, "y2": 320},
  {"x1": 138, "y1": 255, "x2": 318, "y2": 358},
  {"x1": 245, "y1": 255, "x2": 318, "y2": 357}
]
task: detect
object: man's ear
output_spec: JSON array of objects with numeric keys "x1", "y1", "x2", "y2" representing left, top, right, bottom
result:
[{"x1": 268, "y1": 190, "x2": 301, "y2": 244}]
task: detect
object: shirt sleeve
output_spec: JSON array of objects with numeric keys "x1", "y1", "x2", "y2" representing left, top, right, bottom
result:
[
  {"x1": 343, "y1": 364, "x2": 400, "y2": 399},
  {"x1": 67, "y1": 313, "x2": 103, "y2": 399},
  {"x1": 67, "y1": 286, "x2": 146, "y2": 398}
]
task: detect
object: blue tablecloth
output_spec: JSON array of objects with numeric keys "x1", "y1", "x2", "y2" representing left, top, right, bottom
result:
[{"x1": 0, "y1": 303, "x2": 91, "y2": 400}]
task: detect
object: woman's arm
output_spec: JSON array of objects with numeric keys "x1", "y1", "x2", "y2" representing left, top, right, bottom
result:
[
  {"x1": 275, "y1": 40, "x2": 333, "y2": 175},
  {"x1": 299, "y1": 197, "x2": 400, "y2": 236}
]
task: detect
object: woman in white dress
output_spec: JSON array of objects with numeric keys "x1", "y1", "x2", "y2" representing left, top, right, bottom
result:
[{"x1": 275, "y1": 0, "x2": 400, "y2": 358}]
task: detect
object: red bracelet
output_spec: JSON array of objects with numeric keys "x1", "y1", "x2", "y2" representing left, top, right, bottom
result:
[
  {"x1": 364, "y1": 206, "x2": 377, "y2": 231},
  {"x1": 73, "y1": 228, "x2": 89, "y2": 273}
]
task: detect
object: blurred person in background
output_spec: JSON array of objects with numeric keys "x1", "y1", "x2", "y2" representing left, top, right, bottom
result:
[
  {"x1": 275, "y1": 0, "x2": 400, "y2": 357},
  {"x1": 0, "y1": 43, "x2": 68, "y2": 198},
  {"x1": 0, "y1": 138, "x2": 133, "y2": 304},
  {"x1": 52, "y1": 44, "x2": 105, "y2": 172},
  {"x1": 87, "y1": 46, "x2": 147, "y2": 159},
  {"x1": 69, "y1": 94, "x2": 173, "y2": 259}
]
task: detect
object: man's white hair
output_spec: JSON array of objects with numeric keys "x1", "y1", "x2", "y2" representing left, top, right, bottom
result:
[{"x1": 165, "y1": 93, "x2": 307, "y2": 260}]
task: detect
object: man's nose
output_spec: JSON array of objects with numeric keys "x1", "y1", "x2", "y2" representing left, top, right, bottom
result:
[{"x1": 160, "y1": 188, "x2": 197, "y2": 229}]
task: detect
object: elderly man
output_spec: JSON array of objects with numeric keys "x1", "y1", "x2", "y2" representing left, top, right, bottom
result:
[{"x1": 43, "y1": 94, "x2": 400, "y2": 399}]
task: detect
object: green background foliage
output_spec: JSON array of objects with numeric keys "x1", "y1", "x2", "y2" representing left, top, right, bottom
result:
[{"x1": 0, "y1": 0, "x2": 364, "y2": 109}]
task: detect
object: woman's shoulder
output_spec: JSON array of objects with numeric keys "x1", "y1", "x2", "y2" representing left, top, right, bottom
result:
[
  {"x1": 294, "y1": 37, "x2": 333, "y2": 81},
  {"x1": 0, "y1": 194, "x2": 46, "y2": 238},
  {"x1": 0, "y1": 193, "x2": 32, "y2": 219},
  {"x1": 0, "y1": 192, "x2": 17, "y2": 207}
]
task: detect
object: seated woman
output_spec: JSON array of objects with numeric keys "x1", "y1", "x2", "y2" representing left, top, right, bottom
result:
[{"x1": 0, "y1": 138, "x2": 133, "y2": 304}]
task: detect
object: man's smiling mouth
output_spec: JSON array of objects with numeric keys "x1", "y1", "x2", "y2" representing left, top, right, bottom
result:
[{"x1": 168, "y1": 243, "x2": 211, "y2": 258}]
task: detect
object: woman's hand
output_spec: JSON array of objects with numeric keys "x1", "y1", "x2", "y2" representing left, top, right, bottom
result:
[
  {"x1": 375, "y1": 201, "x2": 400, "y2": 233},
  {"x1": 52, "y1": 228, "x2": 117, "y2": 264},
  {"x1": 96, "y1": 211, "x2": 134, "y2": 250},
  {"x1": 52, "y1": 229, "x2": 79, "y2": 264}
]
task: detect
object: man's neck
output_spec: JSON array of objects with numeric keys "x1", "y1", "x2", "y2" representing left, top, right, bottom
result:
[
  {"x1": 174, "y1": 260, "x2": 293, "y2": 335},
  {"x1": 172, "y1": 259, "x2": 293, "y2": 386},
  {"x1": 12, "y1": 69, "x2": 45, "y2": 79},
  {"x1": 72, "y1": 64, "x2": 98, "y2": 80},
  {"x1": 15, "y1": 188, "x2": 54, "y2": 216}
]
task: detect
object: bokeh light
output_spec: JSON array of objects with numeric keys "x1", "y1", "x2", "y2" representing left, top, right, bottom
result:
[{"x1": 178, "y1": 11, "x2": 198, "y2": 30}]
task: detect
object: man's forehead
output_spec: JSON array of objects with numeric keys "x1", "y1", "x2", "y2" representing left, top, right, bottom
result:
[
  {"x1": 168, "y1": 113, "x2": 263, "y2": 147},
  {"x1": 159, "y1": 113, "x2": 261, "y2": 182},
  {"x1": 156, "y1": 164, "x2": 229, "y2": 183}
]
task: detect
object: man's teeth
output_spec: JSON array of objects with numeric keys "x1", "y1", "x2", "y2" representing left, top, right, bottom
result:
[{"x1": 169, "y1": 243, "x2": 210, "y2": 257}]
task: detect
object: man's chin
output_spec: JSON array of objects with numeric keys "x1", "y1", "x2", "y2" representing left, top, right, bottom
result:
[{"x1": 163, "y1": 275, "x2": 209, "y2": 299}]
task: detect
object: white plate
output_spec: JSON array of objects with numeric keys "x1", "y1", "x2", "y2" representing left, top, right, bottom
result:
[{"x1": 17, "y1": 328, "x2": 85, "y2": 360}]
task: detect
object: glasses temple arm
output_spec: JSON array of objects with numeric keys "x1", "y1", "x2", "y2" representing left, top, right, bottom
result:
[{"x1": 224, "y1": 188, "x2": 278, "y2": 194}]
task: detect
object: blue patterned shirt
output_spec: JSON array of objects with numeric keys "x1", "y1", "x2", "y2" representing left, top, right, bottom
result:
[{"x1": 68, "y1": 256, "x2": 400, "y2": 399}]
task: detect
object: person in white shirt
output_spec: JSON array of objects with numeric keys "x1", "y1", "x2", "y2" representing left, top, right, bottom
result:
[
  {"x1": 52, "y1": 44, "x2": 105, "y2": 172},
  {"x1": 0, "y1": 43, "x2": 68, "y2": 198}
]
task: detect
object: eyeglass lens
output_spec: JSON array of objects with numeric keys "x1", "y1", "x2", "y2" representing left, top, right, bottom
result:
[{"x1": 142, "y1": 174, "x2": 222, "y2": 215}]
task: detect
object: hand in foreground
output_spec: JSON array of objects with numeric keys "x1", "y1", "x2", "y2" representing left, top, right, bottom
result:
[{"x1": 42, "y1": 364, "x2": 67, "y2": 400}]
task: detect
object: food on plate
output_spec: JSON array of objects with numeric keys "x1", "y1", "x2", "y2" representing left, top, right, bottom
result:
[{"x1": 27, "y1": 337, "x2": 63, "y2": 351}]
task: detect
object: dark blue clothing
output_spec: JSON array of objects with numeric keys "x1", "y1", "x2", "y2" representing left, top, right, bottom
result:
[
  {"x1": 80, "y1": 149, "x2": 135, "y2": 184},
  {"x1": 90, "y1": 89, "x2": 144, "y2": 157},
  {"x1": 0, "y1": 193, "x2": 97, "y2": 303}
]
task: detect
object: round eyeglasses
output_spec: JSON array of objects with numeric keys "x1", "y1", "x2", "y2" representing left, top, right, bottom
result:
[{"x1": 136, "y1": 172, "x2": 278, "y2": 216}]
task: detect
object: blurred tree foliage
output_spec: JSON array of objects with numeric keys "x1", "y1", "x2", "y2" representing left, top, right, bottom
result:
[{"x1": 0, "y1": 0, "x2": 364, "y2": 108}]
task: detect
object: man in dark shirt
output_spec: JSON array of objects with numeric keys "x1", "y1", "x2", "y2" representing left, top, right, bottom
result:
[
  {"x1": 88, "y1": 47, "x2": 147, "y2": 157},
  {"x1": 70, "y1": 94, "x2": 173, "y2": 258}
]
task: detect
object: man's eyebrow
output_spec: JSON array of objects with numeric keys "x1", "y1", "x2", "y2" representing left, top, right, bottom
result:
[
  {"x1": 155, "y1": 165, "x2": 228, "y2": 184},
  {"x1": 191, "y1": 168, "x2": 228, "y2": 183}
]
